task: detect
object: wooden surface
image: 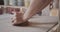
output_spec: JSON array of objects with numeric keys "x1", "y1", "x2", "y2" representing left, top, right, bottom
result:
[{"x1": 0, "y1": 14, "x2": 58, "y2": 32}]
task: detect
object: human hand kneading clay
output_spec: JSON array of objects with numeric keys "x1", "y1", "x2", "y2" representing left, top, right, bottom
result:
[{"x1": 12, "y1": 0, "x2": 52, "y2": 26}]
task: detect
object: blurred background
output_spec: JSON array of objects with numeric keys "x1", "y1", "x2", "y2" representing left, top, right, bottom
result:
[{"x1": 0, "y1": 0, "x2": 59, "y2": 16}]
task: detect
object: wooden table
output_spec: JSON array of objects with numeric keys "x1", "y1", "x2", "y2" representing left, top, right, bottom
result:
[{"x1": 0, "y1": 14, "x2": 58, "y2": 32}]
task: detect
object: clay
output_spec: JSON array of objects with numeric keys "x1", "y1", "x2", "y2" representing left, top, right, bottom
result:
[{"x1": 13, "y1": 20, "x2": 29, "y2": 26}]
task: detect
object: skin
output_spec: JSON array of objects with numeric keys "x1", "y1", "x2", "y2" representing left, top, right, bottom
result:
[
  {"x1": 13, "y1": 0, "x2": 52, "y2": 24},
  {"x1": 23, "y1": 0, "x2": 52, "y2": 21}
]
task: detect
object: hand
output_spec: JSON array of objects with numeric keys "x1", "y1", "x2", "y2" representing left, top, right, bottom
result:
[
  {"x1": 12, "y1": 12, "x2": 29, "y2": 26},
  {"x1": 12, "y1": 12, "x2": 23, "y2": 23}
]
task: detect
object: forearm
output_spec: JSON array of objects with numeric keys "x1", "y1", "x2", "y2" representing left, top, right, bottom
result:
[{"x1": 23, "y1": 0, "x2": 52, "y2": 20}]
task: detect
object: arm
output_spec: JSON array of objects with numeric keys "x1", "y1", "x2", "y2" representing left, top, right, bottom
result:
[{"x1": 23, "y1": 0, "x2": 52, "y2": 21}]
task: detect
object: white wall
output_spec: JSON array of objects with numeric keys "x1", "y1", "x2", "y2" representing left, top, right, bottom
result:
[
  {"x1": 42, "y1": 5, "x2": 50, "y2": 16},
  {"x1": 9, "y1": 0, "x2": 17, "y2": 6},
  {"x1": 4, "y1": 0, "x2": 9, "y2": 5}
]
